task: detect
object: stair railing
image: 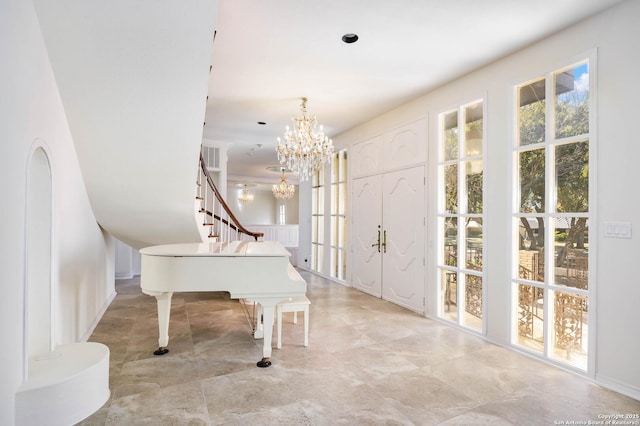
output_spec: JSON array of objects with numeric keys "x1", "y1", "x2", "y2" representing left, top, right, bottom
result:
[{"x1": 197, "y1": 153, "x2": 263, "y2": 242}]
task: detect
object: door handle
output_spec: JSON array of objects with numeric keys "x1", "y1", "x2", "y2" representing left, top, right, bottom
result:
[
  {"x1": 382, "y1": 230, "x2": 387, "y2": 253},
  {"x1": 371, "y1": 226, "x2": 381, "y2": 252}
]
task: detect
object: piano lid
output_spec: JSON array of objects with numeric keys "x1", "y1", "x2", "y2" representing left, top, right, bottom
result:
[{"x1": 139, "y1": 241, "x2": 291, "y2": 257}]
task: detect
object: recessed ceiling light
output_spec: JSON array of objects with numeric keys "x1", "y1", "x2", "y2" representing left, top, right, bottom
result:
[
  {"x1": 342, "y1": 33, "x2": 358, "y2": 44},
  {"x1": 257, "y1": 121, "x2": 266, "y2": 125}
]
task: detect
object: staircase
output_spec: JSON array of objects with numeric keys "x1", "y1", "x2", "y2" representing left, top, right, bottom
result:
[{"x1": 196, "y1": 151, "x2": 264, "y2": 242}]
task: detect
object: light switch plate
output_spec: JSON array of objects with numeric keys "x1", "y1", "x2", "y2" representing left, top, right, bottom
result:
[{"x1": 603, "y1": 222, "x2": 632, "y2": 239}]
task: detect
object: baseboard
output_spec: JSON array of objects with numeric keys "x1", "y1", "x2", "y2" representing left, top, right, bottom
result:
[
  {"x1": 596, "y1": 374, "x2": 640, "y2": 402},
  {"x1": 297, "y1": 267, "x2": 347, "y2": 286},
  {"x1": 115, "y1": 272, "x2": 134, "y2": 280},
  {"x1": 79, "y1": 289, "x2": 117, "y2": 342}
]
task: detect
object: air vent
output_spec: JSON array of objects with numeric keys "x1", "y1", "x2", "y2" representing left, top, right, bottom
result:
[{"x1": 202, "y1": 145, "x2": 220, "y2": 170}]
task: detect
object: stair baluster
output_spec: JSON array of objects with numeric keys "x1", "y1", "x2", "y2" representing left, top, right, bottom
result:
[{"x1": 198, "y1": 151, "x2": 263, "y2": 242}]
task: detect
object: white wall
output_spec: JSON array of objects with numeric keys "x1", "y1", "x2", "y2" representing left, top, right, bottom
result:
[
  {"x1": 297, "y1": 181, "x2": 313, "y2": 269},
  {"x1": 0, "y1": 1, "x2": 115, "y2": 423},
  {"x1": 227, "y1": 186, "x2": 300, "y2": 225},
  {"x1": 323, "y1": 0, "x2": 640, "y2": 399},
  {"x1": 115, "y1": 239, "x2": 141, "y2": 279}
]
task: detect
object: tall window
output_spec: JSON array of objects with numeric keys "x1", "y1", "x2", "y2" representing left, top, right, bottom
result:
[
  {"x1": 330, "y1": 150, "x2": 347, "y2": 280},
  {"x1": 437, "y1": 100, "x2": 485, "y2": 333},
  {"x1": 311, "y1": 167, "x2": 324, "y2": 273},
  {"x1": 513, "y1": 60, "x2": 590, "y2": 370}
]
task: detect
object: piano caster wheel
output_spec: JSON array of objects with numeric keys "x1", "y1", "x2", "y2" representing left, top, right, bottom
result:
[
  {"x1": 154, "y1": 347, "x2": 169, "y2": 356},
  {"x1": 256, "y1": 357, "x2": 272, "y2": 368}
]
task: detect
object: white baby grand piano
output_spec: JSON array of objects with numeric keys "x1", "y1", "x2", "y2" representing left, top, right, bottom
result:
[{"x1": 140, "y1": 240, "x2": 306, "y2": 367}]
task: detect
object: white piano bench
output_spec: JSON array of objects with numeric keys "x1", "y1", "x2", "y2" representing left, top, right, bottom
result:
[{"x1": 276, "y1": 295, "x2": 310, "y2": 349}]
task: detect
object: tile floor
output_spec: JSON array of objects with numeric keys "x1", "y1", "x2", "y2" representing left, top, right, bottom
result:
[{"x1": 80, "y1": 270, "x2": 639, "y2": 425}]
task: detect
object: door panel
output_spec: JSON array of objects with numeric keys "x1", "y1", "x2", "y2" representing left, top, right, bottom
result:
[
  {"x1": 382, "y1": 166, "x2": 425, "y2": 313},
  {"x1": 350, "y1": 166, "x2": 425, "y2": 313},
  {"x1": 351, "y1": 175, "x2": 382, "y2": 297}
]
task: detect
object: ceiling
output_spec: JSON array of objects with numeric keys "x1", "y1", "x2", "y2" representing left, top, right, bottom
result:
[{"x1": 204, "y1": 0, "x2": 624, "y2": 185}]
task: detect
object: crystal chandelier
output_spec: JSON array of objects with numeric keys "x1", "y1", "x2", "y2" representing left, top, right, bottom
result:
[
  {"x1": 276, "y1": 97, "x2": 334, "y2": 181},
  {"x1": 272, "y1": 169, "x2": 295, "y2": 199},
  {"x1": 238, "y1": 185, "x2": 254, "y2": 203}
]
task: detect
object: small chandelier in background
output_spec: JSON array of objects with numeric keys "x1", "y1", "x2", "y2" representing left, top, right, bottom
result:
[
  {"x1": 238, "y1": 185, "x2": 254, "y2": 203},
  {"x1": 272, "y1": 168, "x2": 295, "y2": 200},
  {"x1": 276, "y1": 97, "x2": 334, "y2": 182}
]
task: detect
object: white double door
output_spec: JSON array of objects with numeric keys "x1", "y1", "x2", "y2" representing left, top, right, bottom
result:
[{"x1": 351, "y1": 166, "x2": 425, "y2": 313}]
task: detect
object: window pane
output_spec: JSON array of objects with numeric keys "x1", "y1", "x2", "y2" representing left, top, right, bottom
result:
[
  {"x1": 443, "y1": 217, "x2": 457, "y2": 267},
  {"x1": 463, "y1": 274, "x2": 482, "y2": 331},
  {"x1": 336, "y1": 248, "x2": 344, "y2": 279},
  {"x1": 330, "y1": 184, "x2": 338, "y2": 215},
  {"x1": 519, "y1": 148, "x2": 545, "y2": 213},
  {"x1": 339, "y1": 216, "x2": 346, "y2": 247},
  {"x1": 330, "y1": 247, "x2": 337, "y2": 276},
  {"x1": 445, "y1": 163, "x2": 458, "y2": 214},
  {"x1": 311, "y1": 244, "x2": 317, "y2": 270},
  {"x1": 440, "y1": 268, "x2": 457, "y2": 322},
  {"x1": 465, "y1": 218, "x2": 482, "y2": 271},
  {"x1": 556, "y1": 141, "x2": 588, "y2": 213},
  {"x1": 517, "y1": 284, "x2": 544, "y2": 354},
  {"x1": 443, "y1": 111, "x2": 459, "y2": 161},
  {"x1": 338, "y1": 183, "x2": 346, "y2": 215},
  {"x1": 555, "y1": 63, "x2": 589, "y2": 139},
  {"x1": 465, "y1": 161, "x2": 483, "y2": 214},
  {"x1": 518, "y1": 217, "x2": 545, "y2": 282},
  {"x1": 312, "y1": 216, "x2": 318, "y2": 241},
  {"x1": 519, "y1": 78, "x2": 546, "y2": 146},
  {"x1": 316, "y1": 244, "x2": 324, "y2": 273},
  {"x1": 311, "y1": 187, "x2": 318, "y2": 212},
  {"x1": 330, "y1": 216, "x2": 337, "y2": 246},
  {"x1": 553, "y1": 217, "x2": 588, "y2": 290},
  {"x1": 317, "y1": 216, "x2": 324, "y2": 245},
  {"x1": 317, "y1": 186, "x2": 324, "y2": 212},
  {"x1": 464, "y1": 102, "x2": 483, "y2": 156},
  {"x1": 552, "y1": 290, "x2": 588, "y2": 369}
]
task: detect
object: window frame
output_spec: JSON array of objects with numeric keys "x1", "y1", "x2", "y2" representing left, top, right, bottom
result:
[
  {"x1": 437, "y1": 98, "x2": 486, "y2": 334},
  {"x1": 511, "y1": 57, "x2": 595, "y2": 373}
]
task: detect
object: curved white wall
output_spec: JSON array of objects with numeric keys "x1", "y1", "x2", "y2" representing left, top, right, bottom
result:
[{"x1": 0, "y1": 1, "x2": 115, "y2": 423}]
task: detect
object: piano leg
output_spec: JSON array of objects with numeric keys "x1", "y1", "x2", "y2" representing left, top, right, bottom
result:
[
  {"x1": 253, "y1": 302, "x2": 264, "y2": 339},
  {"x1": 257, "y1": 304, "x2": 275, "y2": 368},
  {"x1": 152, "y1": 291, "x2": 173, "y2": 356}
]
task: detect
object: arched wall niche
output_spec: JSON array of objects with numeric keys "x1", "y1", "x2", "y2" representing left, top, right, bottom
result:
[
  {"x1": 24, "y1": 142, "x2": 53, "y2": 379},
  {"x1": 17, "y1": 141, "x2": 111, "y2": 425}
]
